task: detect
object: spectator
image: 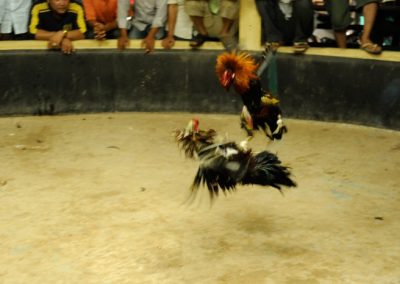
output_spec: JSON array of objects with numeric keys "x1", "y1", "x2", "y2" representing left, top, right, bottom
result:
[
  {"x1": 255, "y1": 0, "x2": 314, "y2": 53},
  {"x1": 117, "y1": 0, "x2": 168, "y2": 53},
  {"x1": 373, "y1": 0, "x2": 400, "y2": 49},
  {"x1": 162, "y1": 0, "x2": 194, "y2": 49},
  {"x1": 184, "y1": 0, "x2": 239, "y2": 50},
  {"x1": 0, "y1": 0, "x2": 31, "y2": 40},
  {"x1": 29, "y1": 0, "x2": 86, "y2": 55},
  {"x1": 83, "y1": 0, "x2": 119, "y2": 40},
  {"x1": 321, "y1": 0, "x2": 382, "y2": 54}
]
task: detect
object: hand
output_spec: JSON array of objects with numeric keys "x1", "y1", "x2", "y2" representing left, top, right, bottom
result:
[
  {"x1": 60, "y1": 38, "x2": 74, "y2": 55},
  {"x1": 141, "y1": 35, "x2": 155, "y2": 54},
  {"x1": 95, "y1": 30, "x2": 106, "y2": 40},
  {"x1": 162, "y1": 35, "x2": 175, "y2": 49},
  {"x1": 94, "y1": 22, "x2": 106, "y2": 40},
  {"x1": 117, "y1": 34, "x2": 129, "y2": 50},
  {"x1": 48, "y1": 31, "x2": 64, "y2": 49}
]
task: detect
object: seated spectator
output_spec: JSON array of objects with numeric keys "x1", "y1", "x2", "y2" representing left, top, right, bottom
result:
[
  {"x1": 29, "y1": 0, "x2": 87, "y2": 54},
  {"x1": 0, "y1": 0, "x2": 31, "y2": 40},
  {"x1": 321, "y1": 0, "x2": 382, "y2": 54},
  {"x1": 162, "y1": 0, "x2": 194, "y2": 49},
  {"x1": 184, "y1": 0, "x2": 239, "y2": 50},
  {"x1": 117, "y1": 0, "x2": 167, "y2": 53},
  {"x1": 255, "y1": 0, "x2": 314, "y2": 53},
  {"x1": 83, "y1": 0, "x2": 119, "y2": 40},
  {"x1": 373, "y1": 0, "x2": 400, "y2": 49}
]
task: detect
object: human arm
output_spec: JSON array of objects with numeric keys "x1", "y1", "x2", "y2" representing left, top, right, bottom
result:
[
  {"x1": 90, "y1": 20, "x2": 118, "y2": 40},
  {"x1": 142, "y1": 0, "x2": 167, "y2": 53},
  {"x1": 117, "y1": 0, "x2": 131, "y2": 49},
  {"x1": 162, "y1": 3, "x2": 178, "y2": 49},
  {"x1": 142, "y1": 27, "x2": 159, "y2": 53},
  {"x1": 35, "y1": 29, "x2": 84, "y2": 54},
  {"x1": 38, "y1": 29, "x2": 84, "y2": 41},
  {"x1": 153, "y1": 0, "x2": 168, "y2": 29},
  {"x1": 118, "y1": 28, "x2": 129, "y2": 50}
]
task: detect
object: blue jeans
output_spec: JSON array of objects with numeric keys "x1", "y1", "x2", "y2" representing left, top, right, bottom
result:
[{"x1": 128, "y1": 25, "x2": 165, "y2": 39}]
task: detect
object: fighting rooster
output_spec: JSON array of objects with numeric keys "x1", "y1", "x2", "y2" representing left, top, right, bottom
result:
[
  {"x1": 175, "y1": 119, "x2": 296, "y2": 200},
  {"x1": 216, "y1": 51, "x2": 287, "y2": 140}
]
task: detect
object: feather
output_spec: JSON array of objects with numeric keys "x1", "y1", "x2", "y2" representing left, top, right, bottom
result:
[
  {"x1": 216, "y1": 52, "x2": 259, "y2": 94},
  {"x1": 216, "y1": 51, "x2": 288, "y2": 141},
  {"x1": 175, "y1": 119, "x2": 296, "y2": 201}
]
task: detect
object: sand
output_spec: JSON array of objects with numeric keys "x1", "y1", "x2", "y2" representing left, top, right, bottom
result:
[{"x1": 0, "y1": 112, "x2": 399, "y2": 284}]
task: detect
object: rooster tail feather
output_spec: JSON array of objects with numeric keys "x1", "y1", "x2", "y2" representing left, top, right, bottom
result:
[
  {"x1": 190, "y1": 166, "x2": 238, "y2": 200},
  {"x1": 242, "y1": 151, "x2": 296, "y2": 190}
]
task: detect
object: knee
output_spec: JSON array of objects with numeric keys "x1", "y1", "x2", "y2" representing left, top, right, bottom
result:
[
  {"x1": 220, "y1": 0, "x2": 239, "y2": 20},
  {"x1": 330, "y1": 13, "x2": 351, "y2": 30}
]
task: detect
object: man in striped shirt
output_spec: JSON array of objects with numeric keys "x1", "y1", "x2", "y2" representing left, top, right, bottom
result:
[{"x1": 29, "y1": 0, "x2": 87, "y2": 54}]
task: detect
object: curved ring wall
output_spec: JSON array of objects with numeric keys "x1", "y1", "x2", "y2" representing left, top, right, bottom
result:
[{"x1": 0, "y1": 48, "x2": 399, "y2": 130}]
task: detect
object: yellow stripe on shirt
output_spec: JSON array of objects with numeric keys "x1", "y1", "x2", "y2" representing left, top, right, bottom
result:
[
  {"x1": 69, "y1": 3, "x2": 87, "y2": 34},
  {"x1": 29, "y1": 2, "x2": 50, "y2": 34}
]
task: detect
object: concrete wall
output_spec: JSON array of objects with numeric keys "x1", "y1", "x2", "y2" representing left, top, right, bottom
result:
[{"x1": 0, "y1": 50, "x2": 399, "y2": 130}]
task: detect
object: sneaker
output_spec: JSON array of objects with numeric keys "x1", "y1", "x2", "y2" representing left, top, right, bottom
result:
[
  {"x1": 189, "y1": 34, "x2": 207, "y2": 48},
  {"x1": 293, "y1": 42, "x2": 309, "y2": 54}
]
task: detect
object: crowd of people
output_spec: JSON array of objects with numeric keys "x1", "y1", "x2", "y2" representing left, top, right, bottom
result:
[{"x1": 0, "y1": 0, "x2": 398, "y2": 55}]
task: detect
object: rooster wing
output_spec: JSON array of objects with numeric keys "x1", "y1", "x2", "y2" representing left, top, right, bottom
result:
[
  {"x1": 242, "y1": 151, "x2": 296, "y2": 191},
  {"x1": 190, "y1": 142, "x2": 251, "y2": 199}
]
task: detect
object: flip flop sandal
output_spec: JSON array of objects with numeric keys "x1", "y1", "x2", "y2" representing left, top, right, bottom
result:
[
  {"x1": 293, "y1": 42, "x2": 309, "y2": 54},
  {"x1": 264, "y1": 42, "x2": 280, "y2": 53},
  {"x1": 360, "y1": 42, "x2": 382, "y2": 55}
]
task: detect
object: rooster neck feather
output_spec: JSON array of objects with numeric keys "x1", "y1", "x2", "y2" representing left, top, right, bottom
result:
[{"x1": 216, "y1": 52, "x2": 259, "y2": 94}]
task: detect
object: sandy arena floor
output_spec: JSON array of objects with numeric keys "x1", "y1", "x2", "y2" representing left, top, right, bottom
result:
[{"x1": 0, "y1": 112, "x2": 399, "y2": 284}]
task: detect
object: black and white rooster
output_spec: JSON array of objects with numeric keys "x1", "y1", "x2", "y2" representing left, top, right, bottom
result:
[{"x1": 175, "y1": 119, "x2": 296, "y2": 200}]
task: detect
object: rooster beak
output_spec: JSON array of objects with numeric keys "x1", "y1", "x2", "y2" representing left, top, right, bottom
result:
[
  {"x1": 221, "y1": 70, "x2": 234, "y2": 91},
  {"x1": 184, "y1": 118, "x2": 199, "y2": 137}
]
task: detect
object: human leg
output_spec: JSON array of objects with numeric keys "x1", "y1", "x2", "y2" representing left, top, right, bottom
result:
[
  {"x1": 219, "y1": 0, "x2": 239, "y2": 36},
  {"x1": 255, "y1": 0, "x2": 283, "y2": 44},
  {"x1": 325, "y1": 0, "x2": 352, "y2": 48},
  {"x1": 185, "y1": 0, "x2": 210, "y2": 47},
  {"x1": 291, "y1": 0, "x2": 314, "y2": 53},
  {"x1": 293, "y1": 0, "x2": 314, "y2": 42},
  {"x1": 357, "y1": 0, "x2": 381, "y2": 54},
  {"x1": 219, "y1": 0, "x2": 239, "y2": 50}
]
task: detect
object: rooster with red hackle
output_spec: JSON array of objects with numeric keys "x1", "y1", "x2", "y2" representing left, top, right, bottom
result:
[
  {"x1": 216, "y1": 51, "x2": 287, "y2": 140},
  {"x1": 175, "y1": 119, "x2": 296, "y2": 201}
]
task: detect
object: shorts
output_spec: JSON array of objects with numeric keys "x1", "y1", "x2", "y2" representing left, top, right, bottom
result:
[
  {"x1": 184, "y1": 0, "x2": 238, "y2": 20},
  {"x1": 325, "y1": 0, "x2": 378, "y2": 30}
]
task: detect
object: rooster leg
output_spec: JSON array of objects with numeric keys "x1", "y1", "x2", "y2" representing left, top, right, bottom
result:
[{"x1": 261, "y1": 124, "x2": 274, "y2": 141}]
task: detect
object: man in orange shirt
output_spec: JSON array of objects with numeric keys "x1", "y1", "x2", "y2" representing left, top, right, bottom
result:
[{"x1": 83, "y1": 0, "x2": 119, "y2": 40}]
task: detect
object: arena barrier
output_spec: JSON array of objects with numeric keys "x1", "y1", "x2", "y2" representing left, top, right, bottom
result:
[{"x1": 0, "y1": 42, "x2": 399, "y2": 130}]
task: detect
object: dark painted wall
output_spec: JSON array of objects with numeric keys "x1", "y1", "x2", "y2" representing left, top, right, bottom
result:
[
  {"x1": 274, "y1": 54, "x2": 400, "y2": 130},
  {"x1": 0, "y1": 49, "x2": 399, "y2": 130}
]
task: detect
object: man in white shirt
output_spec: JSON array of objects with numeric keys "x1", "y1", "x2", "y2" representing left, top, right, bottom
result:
[
  {"x1": 117, "y1": 0, "x2": 168, "y2": 53},
  {"x1": 0, "y1": 0, "x2": 31, "y2": 40},
  {"x1": 162, "y1": 0, "x2": 194, "y2": 49}
]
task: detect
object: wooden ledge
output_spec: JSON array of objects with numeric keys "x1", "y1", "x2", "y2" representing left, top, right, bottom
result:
[{"x1": 0, "y1": 39, "x2": 399, "y2": 62}]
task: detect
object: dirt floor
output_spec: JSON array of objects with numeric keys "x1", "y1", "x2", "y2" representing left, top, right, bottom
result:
[{"x1": 0, "y1": 112, "x2": 399, "y2": 284}]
